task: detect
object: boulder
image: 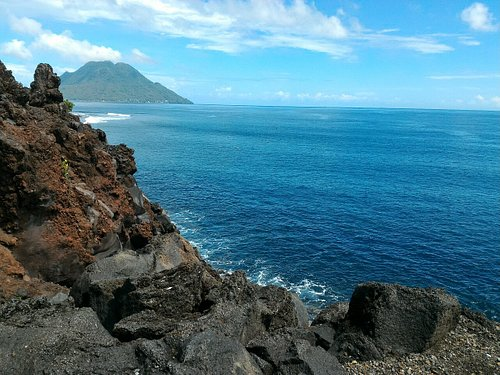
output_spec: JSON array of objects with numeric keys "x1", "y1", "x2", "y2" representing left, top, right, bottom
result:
[
  {"x1": 159, "y1": 271, "x2": 310, "y2": 346},
  {"x1": 0, "y1": 296, "x2": 140, "y2": 375},
  {"x1": 172, "y1": 330, "x2": 264, "y2": 375},
  {"x1": 71, "y1": 232, "x2": 203, "y2": 330},
  {"x1": 111, "y1": 269, "x2": 309, "y2": 345},
  {"x1": 247, "y1": 328, "x2": 346, "y2": 375},
  {"x1": 332, "y1": 282, "x2": 461, "y2": 361},
  {"x1": 207, "y1": 271, "x2": 309, "y2": 335},
  {"x1": 115, "y1": 262, "x2": 221, "y2": 326}
]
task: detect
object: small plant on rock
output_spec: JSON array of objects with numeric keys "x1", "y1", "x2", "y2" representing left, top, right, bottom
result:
[{"x1": 64, "y1": 99, "x2": 74, "y2": 112}]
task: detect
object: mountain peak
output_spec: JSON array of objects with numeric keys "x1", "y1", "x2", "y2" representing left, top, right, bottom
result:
[{"x1": 60, "y1": 61, "x2": 192, "y2": 104}]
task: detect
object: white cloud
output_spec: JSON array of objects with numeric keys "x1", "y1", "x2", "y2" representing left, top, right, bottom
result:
[
  {"x1": 131, "y1": 48, "x2": 153, "y2": 63},
  {"x1": 9, "y1": 16, "x2": 43, "y2": 36},
  {"x1": 428, "y1": 73, "x2": 500, "y2": 80},
  {"x1": 33, "y1": 32, "x2": 121, "y2": 62},
  {"x1": 458, "y1": 36, "x2": 480, "y2": 46},
  {"x1": 215, "y1": 86, "x2": 232, "y2": 93},
  {"x1": 400, "y1": 39, "x2": 453, "y2": 54},
  {"x1": 461, "y1": 2, "x2": 498, "y2": 32},
  {"x1": 1, "y1": 39, "x2": 32, "y2": 59},
  {"x1": 296, "y1": 91, "x2": 371, "y2": 102},
  {"x1": 473, "y1": 95, "x2": 500, "y2": 107},
  {"x1": 213, "y1": 85, "x2": 233, "y2": 97},
  {"x1": 491, "y1": 96, "x2": 500, "y2": 107},
  {"x1": 275, "y1": 90, "x2": 290, "y2": 99},
  {"x1": 6, "y1": 17, "x2": 121, "y2": 63},
  {"x1": 359, "y1": 33, "x2": 453, "y2": 54},
  {"x1": 2, "y1": 1, "x2": 456, "y2": 58}
]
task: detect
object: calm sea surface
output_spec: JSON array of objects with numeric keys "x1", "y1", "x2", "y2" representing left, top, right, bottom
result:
[{"x1": 75, "y1": 103, "x2": 500, "y2": 319}]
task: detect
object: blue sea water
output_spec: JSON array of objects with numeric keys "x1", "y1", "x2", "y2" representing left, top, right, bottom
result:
[{"x1": 75, "y1": 103, "x2": 500, "y2": 320}]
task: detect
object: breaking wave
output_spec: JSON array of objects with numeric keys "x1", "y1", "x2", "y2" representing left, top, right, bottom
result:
[
  {"x1": 169, "y1": 208, "x2": 338, "y2": 310},
  {"x1": 75, "y1": 112, "x2": 131, "y2": 124}
]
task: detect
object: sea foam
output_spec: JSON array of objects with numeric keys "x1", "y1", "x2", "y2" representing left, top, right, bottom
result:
[{"x1": 75, "y1": 112, "x2": 131, "y2": 124}]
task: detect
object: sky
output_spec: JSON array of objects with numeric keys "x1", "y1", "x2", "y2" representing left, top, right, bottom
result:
[{"x1": 1, "y1": 0, "x2": 499, "y2": 110}]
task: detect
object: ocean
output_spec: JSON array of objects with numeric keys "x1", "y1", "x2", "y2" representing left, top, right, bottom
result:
[{"x1": 75, "y1": 103, "x2": 500, "y2": 320}]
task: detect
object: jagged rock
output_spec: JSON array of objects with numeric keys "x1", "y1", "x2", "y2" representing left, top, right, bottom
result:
[
  {"x1": 112, "y1": 262, "x2": 221, "y2": 336},
  {"x1": 150, "y1": 201, "x2": 177, "y2": 234},
  {"x1": 111, "y1": 269, "x2": 312, "y2": 374},
  {"x1": 312, "y1": 302, "x2": 349, "y2": 328},
  {"x1": 0, "y1": 297, "x2": 140, "y2": 375},
  {"x1": 247, "y1": 328, "x2": 346, "y2": 375},
  {"x1": 108, "y1": 143, "x2": 137, "y2": 176},
  {"x1": 113, "y1": 309, "x2": 179, "y2": 340},
  {"x1": 171, "y1": 330, "x2": 264, "y2": 375},
  {"x1": 310, "y1": 302, "x2": 349, "y2": 350},
  {"x1": 71, "y1": 232, "x2": 203, "y2": 330},
  {"x1": 28, "y1": 63, "x2": 64, "y2": 108},
  {"x1": 0, "y1": 62, "x2": 29, "y2": 105},
  {"x1": 128, "y1": 185, "x2": 146, "y2": 214},
  {"x1": 136, "y1": 338, "x2": 174, "y2": 374},
  {"x1": 332, "y1": 282, "x2": 461, "y2": 362},
  {"x1": 311, "y1": 324, "x2": 336, "y2": 350},
  {"x1": 152, "y1": 271, "x2": 310, "y2": 346},
  {"x1": 207, "y1": 271, "x2": 309, "y2": 332},
  {"x1": 94, "y1": 232, "x2": 123, "y2": 258}
]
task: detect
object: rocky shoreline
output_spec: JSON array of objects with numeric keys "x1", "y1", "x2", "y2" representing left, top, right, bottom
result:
[{"x1": 1, "y1": 61, "x2": 499, "y2": 374}]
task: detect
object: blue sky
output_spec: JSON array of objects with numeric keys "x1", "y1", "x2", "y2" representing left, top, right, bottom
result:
[{"x1": 1, "y1": 0, "x2": 499, "y2": 109}]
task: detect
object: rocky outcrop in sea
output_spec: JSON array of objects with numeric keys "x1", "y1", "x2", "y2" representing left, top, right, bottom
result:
[{"x1": 0, "y1": 61, "x2": 498, "y2": 374}]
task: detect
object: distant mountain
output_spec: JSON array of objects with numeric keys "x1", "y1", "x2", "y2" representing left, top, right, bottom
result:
[{"x1": 60, "y1": 61, "x2": 192, "y2": 104}]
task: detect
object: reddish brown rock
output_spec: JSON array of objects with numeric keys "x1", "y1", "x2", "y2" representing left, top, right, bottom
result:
[{"x1": 0, "y1": 60, "x2": 179, "y2": 297}]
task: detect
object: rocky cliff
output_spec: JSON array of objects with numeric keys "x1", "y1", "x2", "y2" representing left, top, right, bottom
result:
[{"x1": 0, "y1": 62, "x2": 498, "y2": 374}]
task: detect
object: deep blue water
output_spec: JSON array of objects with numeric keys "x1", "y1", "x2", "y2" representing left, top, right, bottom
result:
[{"x1": 75, "y1": 103, "x2": 500, "y2": 320}]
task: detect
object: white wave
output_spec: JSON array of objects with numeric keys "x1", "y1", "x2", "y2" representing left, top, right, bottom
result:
[
  {"x1": 77, "y1": 112, "x2": 131, "y2": 124},
  {"x1": 251, "y1": 269, "x2": 335, "y2": 304},
  {"x1": 107, "y1": 112, "x2": 130, "y2": 117},
  {"x1": 169, "y1": 209, "x2": 337, "y2": 307}
]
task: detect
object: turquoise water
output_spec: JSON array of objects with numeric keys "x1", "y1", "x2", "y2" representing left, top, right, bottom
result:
[{"x1": 75, "y1": 103, "x2": 500, "y2": 319}]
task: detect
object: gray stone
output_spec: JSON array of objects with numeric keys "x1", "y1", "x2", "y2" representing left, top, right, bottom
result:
[
  {"x1": 312, "y1": 302, "x2": 349, "y2": 328},
  {"x1": 71, "y1": 232, "x2": 203, "y2": 330},
  {"x1": 74, "y1": 183, "x2": 96, "y2": 203},
  {"x1": 0, "y1": 297, "x2": 139, "y2": 375},
  {"x1": 311, "y1": 324, "x2": 336, "y2": 350},
  {"x1": 48, "y1": 292, "x2": 70, "y2": 305},
  {"x1": 97, "y1": 199, "x2": 115, "y2": 218},
  {"x1": 247, "y1": 328, "x2": 345, "y2": 375},
  {"x1": 177, "y1": 330, "x2": 263, "y2": 375},
  {"x1": 333, "y1": 282, "x2": 461, "y2": 361},
  {"x1": 128, "y1": 185, "x2": 146, "y2": 214},
  {"x1": 94, "y1": 232, "x2": 122, "y2": 258}
]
